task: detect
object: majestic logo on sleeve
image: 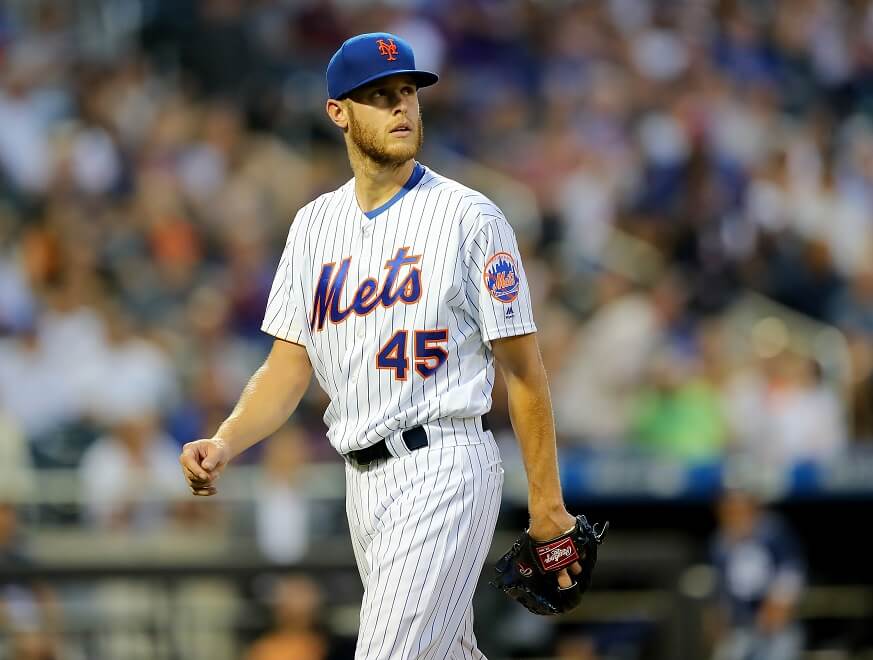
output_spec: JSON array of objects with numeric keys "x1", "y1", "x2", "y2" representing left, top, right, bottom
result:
[
  {"x1": 376, "y1": 39, "x2": 399, "y2": 61},
  {"x1": 311, "y1": 247, "x2": 422, "y2": 331},
  {"x1": 484, "y1": 252, "x2": 520, "y2": 303}
]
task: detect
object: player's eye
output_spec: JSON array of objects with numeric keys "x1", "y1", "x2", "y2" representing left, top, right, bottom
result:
[{"x1": 401, "y1": 86, "x2": 415, "y2": 95}]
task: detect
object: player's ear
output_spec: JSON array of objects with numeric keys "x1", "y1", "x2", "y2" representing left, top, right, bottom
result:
[{"x1": 326, "y1": 98, "x2": 349, "y2": 130}]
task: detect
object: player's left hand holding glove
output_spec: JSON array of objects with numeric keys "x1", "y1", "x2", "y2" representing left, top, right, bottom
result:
[{"x1": 490, "y1": 514, "x2": 608, "y2": 615}]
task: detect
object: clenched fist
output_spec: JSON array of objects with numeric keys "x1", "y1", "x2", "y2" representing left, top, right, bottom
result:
[{"x1": 179, "y1": 438, "x2": 231, "y2": 496}]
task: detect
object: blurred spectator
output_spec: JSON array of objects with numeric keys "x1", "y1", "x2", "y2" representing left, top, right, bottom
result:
[
  {"x1": 254, "y1": 425, "x2": 312, "y2": 564},
  {"x1": 0, "y1": 55, "x2": 57, "y2": 196},
  {"x1": 79, "y1": 411, "x2": 186, "y2": 531},
  {"x1": 80, "y1": 302, "x2": 179, "y2": 426},
  {"x1": 552, "y1": 272, "x2": 687, "y2": 448},
  {"x1": 630, "y1": 348, "x2": 728, "y2": 462},
  {"x1": 707, "y1": 487, "x2": 806, "y2": 660},
  {"x1": 0, "y1": 323, "x2": 79, "y2": 440},
  {"x1": 723, "y1": 351, "x2": 847, "y2": 468},
  {"x1": 245, "y1": 575, "x2": 329, "y2": 660}
]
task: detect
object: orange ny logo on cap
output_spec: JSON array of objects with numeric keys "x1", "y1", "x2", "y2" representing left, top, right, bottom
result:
[{"x1": 377, "y1": 38, "x2": 398, "y2": 61}]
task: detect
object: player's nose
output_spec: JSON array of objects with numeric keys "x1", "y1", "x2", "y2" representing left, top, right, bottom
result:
[{"x1": 392, "y1": 92, "x2": 410, "y2": 115}]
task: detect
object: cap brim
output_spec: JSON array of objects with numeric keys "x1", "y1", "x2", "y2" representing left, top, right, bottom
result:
[{"x1": 336, "y1": 70, "x2": 439, "y2": 99}]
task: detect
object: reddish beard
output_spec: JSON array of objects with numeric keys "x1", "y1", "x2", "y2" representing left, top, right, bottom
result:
[{"x1": 347, "y1": 107, "x2": 423, "y2": 166}]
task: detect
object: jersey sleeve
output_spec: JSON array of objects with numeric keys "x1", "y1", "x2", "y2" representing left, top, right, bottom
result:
[
  {"x1": 261, "y1": 217, "x2": 307, "y2": 345},
  {"x1": 464, "y1": 205, "x2": 537, "y2": 342}
]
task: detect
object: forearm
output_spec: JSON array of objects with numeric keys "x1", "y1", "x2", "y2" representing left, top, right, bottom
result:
[
  {"x1": 216, "y1": 348, "x2": 311, "y2": 458},
  {"x1": 504, "y1": 358, "x2": 566, "y2": 517}
]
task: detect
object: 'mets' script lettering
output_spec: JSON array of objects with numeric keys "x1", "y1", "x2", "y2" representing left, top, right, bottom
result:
[{"x1": 310, "y1": 247, "x2": 422, "y2": 331}]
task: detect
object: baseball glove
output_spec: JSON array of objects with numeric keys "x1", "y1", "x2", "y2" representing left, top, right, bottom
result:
[{"x1": 490, "y1": 515, "x2": 608, "y2": 615}]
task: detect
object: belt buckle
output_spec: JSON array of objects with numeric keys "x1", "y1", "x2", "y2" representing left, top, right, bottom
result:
[
  {"x1": 354, "y1": 448, "x2": 375, "y2": 466},
  {"x1": 345, "y1": 447, "x2": 366, "y2": 467},
  {"x1": 348, "y1": 440, "x2": 388, "y2": 467}
]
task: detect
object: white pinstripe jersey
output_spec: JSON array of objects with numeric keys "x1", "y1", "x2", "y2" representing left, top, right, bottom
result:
[{"x1": 261, "y1": 162, "x2": 536, "y2": 454}]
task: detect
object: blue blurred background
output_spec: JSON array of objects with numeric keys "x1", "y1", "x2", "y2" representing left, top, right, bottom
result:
[{"x1": 1, "y1": 1, "x2": 872, "y2": 659}]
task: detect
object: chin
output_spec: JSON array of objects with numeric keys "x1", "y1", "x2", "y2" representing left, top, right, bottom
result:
[{"x1": 382, "y1": 144, "x2": 418, "y2": 163}]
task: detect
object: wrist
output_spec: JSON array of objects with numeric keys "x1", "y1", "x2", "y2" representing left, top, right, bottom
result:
[
  {"x1": 212, "y1": 430, "x2": 237, "y2": 459},
  {"x1": 528, "y1": 499, "x2": 567, "y2": 518},
  {"x1": 527, "y1": 505, "x2": 576, "y2": 541}
]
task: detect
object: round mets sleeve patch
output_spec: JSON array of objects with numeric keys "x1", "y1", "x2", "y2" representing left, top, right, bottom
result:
[{"x1": 484, "y1": 251, "x2": 520, "y2": 303}]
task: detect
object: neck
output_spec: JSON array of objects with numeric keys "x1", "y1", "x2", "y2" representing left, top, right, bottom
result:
[{"x1": 347, "y1": 143, "x2": 415, "y2": 213}]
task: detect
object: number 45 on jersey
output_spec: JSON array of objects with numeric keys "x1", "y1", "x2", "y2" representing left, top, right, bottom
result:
[{"x1": 377, "y1": 329, "x2": 448, "y2": 381}]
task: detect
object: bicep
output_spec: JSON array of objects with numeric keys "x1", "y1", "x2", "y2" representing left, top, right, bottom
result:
[
  {"x1": 267, "y1": 338, "x2": 313, "y2": 377},
  {"x1": 491, "y1": 332, "x2": 542, "y2": 382},
  {"x1": 261, "y1": 339, "x2": 314, "y2": 405}
]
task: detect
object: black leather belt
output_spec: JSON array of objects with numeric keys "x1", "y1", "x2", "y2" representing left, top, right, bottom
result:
[{"x1": 346, "y1": 415, "x2": 491, "y2": 466}]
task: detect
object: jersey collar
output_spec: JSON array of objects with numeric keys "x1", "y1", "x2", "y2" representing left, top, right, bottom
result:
[{"x1": 362, "y1": 161, "x2": 426, "y2": 219}]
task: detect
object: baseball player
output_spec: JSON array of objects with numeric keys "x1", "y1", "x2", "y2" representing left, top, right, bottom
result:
[{"x1": 180, "y1": 33, "x2": 582, "y2": 659}]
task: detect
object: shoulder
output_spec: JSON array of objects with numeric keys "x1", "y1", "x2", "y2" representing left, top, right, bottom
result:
[
  {"x1": 419, "y1": 167, "x2": 498, "y2": 211},
  {"x1": 286, "y1": 180, "x2": 353, "y2": 240},
  {"x1": 419, "y1": 166, "x2": 507, "y2": 229}
]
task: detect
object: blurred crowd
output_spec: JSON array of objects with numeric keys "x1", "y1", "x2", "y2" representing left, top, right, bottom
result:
[{"x1": 0, "y1": 0, "x2": 873, "y2": 531}]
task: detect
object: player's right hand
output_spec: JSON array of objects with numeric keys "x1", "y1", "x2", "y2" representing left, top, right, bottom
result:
[{"x1": 179, "y1": 438, "x2": 231, "y2": 496}]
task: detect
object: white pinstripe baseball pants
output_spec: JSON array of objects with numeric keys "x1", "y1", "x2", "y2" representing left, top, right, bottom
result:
[{"x1": 345, "y1": 423, "x2": 503, "y2": 660}]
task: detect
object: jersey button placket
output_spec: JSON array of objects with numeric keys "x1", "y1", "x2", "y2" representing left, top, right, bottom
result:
[{"x1": 353, "y1": 221, "x2": 370, "y2": 352}]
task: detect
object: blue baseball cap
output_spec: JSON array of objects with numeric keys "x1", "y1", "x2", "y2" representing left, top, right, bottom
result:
[{"x1": 327, "y1": 32, "x2": 439, "y2": 100}]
